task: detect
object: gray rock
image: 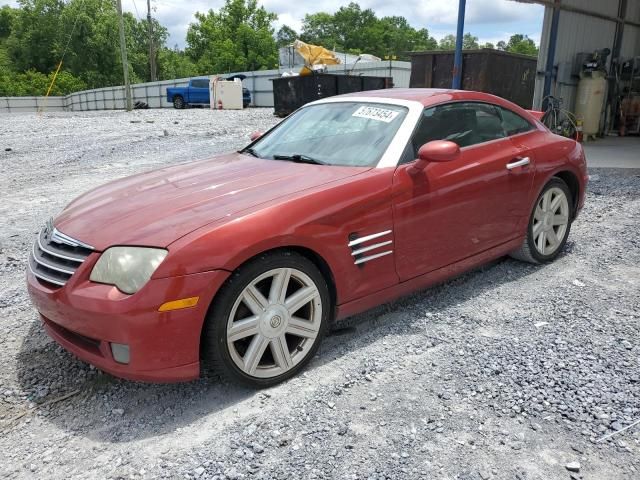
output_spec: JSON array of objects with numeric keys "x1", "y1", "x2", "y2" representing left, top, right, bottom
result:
[{"x1": 566, "y1": 461, "x2": 580, "y2": 472}]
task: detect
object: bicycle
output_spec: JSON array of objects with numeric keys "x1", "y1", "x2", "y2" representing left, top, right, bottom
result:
[{"x1": 540, "y1": 95, "x2": 578, "y2": 140}]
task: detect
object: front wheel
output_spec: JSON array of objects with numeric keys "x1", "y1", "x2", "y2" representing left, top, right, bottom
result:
[
  {"x1": 203, "y1": 251, "x2": 331, "y2": 388},
  {"x1": 173, "y1": 96, "x2": 185, "y2": 109},
  {"x1": 511, "y1": 177, "x2": 573, "y2": 264}
]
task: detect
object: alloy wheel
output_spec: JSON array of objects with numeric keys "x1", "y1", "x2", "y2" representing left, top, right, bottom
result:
[
  {"x1": 532, "y1": 186, "x2": 570, "y2": 256},
  {"x1": 226, "y1": 268, "x2": 322, "y2": 379}
]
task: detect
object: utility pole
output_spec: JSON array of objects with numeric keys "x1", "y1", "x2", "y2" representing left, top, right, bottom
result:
[
  {"x1": 147, "y1": 0, "x2": 157, "y2": 82},
  {"x1": 116, "y1": 0, "x2": 133, "y2": 111}
]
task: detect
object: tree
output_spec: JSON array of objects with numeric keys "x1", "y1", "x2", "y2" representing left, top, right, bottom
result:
[
  {"x1": 496, "y1": 40, "x2": 507, "y2": 51},
  {"x1": 438, "y1": 34, "x2": 456, "y2": 50},
  {"x1": 438, "y1": 33, "x2": 478, "y2": 50},
  {"x1": 300, "y1": 2, "x2": 437, "y2": 58},
  {"x1": 463, "y1": 33, "x2": 479, "y2": 50},
  {"x1": 0, "y1": 68, "x2": 85, "y2": 96},
  {"x1": 186, "y1": 0, "x2": 278, "y2": 74},
  {"x1": 276, "y1": 25, "x2": 297, "y2": 48},
  {"x1": 505, "y1": 34, "x2": 538, "y2": 56},
  {"x1": 2, "y1": 0, "x2": 188, "y2": 94},
  {"x1": 157, "y1": 47, "x2": 198, "y2": 80},
  {"x1": 6, "y1": 0, "x2": 65, "y2": 74},
  {"x1": 126, "y1": 15, "x2": 169, "y2": 82},
  {"x1": 0, "y1": 5, "x2": 16, "y2": 39},
  {"x1": 481, "y1": 42, "x2": 495, "y2": 49},
  {"x1": 377, "y1": 16, "x2": 438, "y2": 55}
]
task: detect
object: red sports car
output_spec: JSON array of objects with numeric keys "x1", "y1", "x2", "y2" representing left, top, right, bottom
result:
[{"x1": 27, "y1": 89, "x2": 588, "y2": 387}]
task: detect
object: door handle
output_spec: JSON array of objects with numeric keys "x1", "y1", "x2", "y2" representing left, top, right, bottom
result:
[{"x1": 506, "y1": 157, "x2": 530, "y2": 170}]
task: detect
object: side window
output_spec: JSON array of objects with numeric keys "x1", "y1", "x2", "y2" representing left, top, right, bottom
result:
[
  {"x1": 408, "y1": 102, "x2": 506, "y2": 158},
  {"x1": 191, "y1": 79, "x2": 209, "y2": 88},
  {"x1": 499, "y1": 107, "x2": 534, "y2": 136}
]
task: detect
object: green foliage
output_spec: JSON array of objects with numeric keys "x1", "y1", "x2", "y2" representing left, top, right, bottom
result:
[
  {"x1": 126, "y1": 16, "x2": 169, "y2": 82},
  {"x1": 157, "y1": 47, "x2": 198, "y2": 80},
  {"x1": 438, "y1": 33, "x2": 537, "y2": 56},
  {"x1": 276, "y1": 25, "x2": 297, "y2": 48},
  {"x1": 505, "y1": 34, "x2": 538, "y2": 56},
  {"x1": 300, "y1": 2, "x2": 437, "y2": 59},
  {"x1": 0, "y1": 68, "x2": 86, "y2": 96},
  {"x1": 463, "y1": 33, "x2": 479, "y2": 50},
  {"x1": 438, "y1": 34, "x2": 456, "y2": 50},
  {"x1": 0, "y1": 5, "x2": 16, "y2": 39},
  {"x1": 438, "y1": 33, "x2": 479, "y2": 50},
  {"x1": 186, "y1": 0, "x2": 278, "y2": 73},
  {"x1": 0, "y1": 0, "x2": 540, "y2": 97},
  {"x1": 1, "y1": 0, "x2": 192, "y2": 95}
]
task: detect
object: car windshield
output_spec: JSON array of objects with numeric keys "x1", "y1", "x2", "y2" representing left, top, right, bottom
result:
[{"x1": 247, "y1": 102, "x2": 408, "y2": 167}]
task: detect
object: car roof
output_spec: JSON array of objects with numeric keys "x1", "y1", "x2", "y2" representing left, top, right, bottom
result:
[{"x1": 335, "y1": 88, "x2": 515, "y2": 108}]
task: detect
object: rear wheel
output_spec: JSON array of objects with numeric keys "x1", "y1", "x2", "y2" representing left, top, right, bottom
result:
[
  {"x1": 173, "y1": 95, "x2": 185, "y2": 109},
  {"x1": 203, "y1": 251, "x2": 330, "y2": 388},
  {"x1": 511, "y1": 177, "x2": 572, "y2": 264}
]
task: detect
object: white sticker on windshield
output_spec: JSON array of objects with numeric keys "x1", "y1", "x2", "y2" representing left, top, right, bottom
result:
[{"x1": 352, "y1": 105, "x2": 400, "y2": 123}]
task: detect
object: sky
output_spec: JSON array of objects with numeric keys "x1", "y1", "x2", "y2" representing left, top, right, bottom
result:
[{"x1": 2, "y1": 0, "x2": 544, "y2": 50}]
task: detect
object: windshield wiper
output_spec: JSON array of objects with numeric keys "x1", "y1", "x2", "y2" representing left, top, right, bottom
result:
[
  {"x1": 241, "y1": 147, "x2": 260, "y2": 158},
  {"x1": 272, "y1": 154, "x2": 327, "y2": 165}
]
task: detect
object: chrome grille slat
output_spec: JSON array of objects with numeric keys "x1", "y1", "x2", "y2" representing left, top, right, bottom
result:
[
  {"x1": 29, "y1": 223, "x2": 93, "y2": 288},
  {"x1": 39, "y1": 228, "x2": 90, "y2": 262},
  {"x1": 28, "y1": 256, "x2": 67, "y2": 286},
  {"x1": 32, "y1": 243, "x2": 76, "y2": 275},
  {"x1": 37, "y1": 234, "x2": 85, "y2": 263}
]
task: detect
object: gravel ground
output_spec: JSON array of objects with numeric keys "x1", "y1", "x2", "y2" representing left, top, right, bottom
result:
[{"x1": 0, "y1": 109, "x2": 639, "y2": 480}]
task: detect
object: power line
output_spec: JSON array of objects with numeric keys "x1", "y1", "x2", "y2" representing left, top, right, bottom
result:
[
  {"x1": 39, "y1": 0, "x2": 86, "y2": 113},
  {"x1": 61, "y1": 0, "x2": 85, "y2": 63},
  {"x1": 131, "y1": 0, "x2": 142, "y2": 20}
]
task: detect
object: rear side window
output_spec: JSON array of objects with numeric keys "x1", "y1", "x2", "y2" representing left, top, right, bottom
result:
[
  {"x1": 409, "y1": 102, "x2": 506, "y2": 155},
  {"x1": 499, "y1": 107, "x2": 534, "y2": 136},
  {"x1": 191, "y1": 79, "x2": 209, "y2": 88}
]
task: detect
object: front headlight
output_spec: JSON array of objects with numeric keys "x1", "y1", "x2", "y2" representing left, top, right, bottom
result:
[{"x1": 90, "y1": 247, "x2": 168, "y2": 294}]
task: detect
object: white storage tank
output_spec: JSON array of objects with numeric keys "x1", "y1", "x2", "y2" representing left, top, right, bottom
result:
[
  {"x1": 575, "y1": 71, "x2": 606, "y2": 136},
  {"x1": 209, "y1": 77, "x2": 243, "y2": 110}
]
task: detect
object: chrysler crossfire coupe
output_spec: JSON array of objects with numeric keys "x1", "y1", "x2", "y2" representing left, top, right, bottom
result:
[{"x1": 27, "y1": 89, "x2": 588, "y2": 387}]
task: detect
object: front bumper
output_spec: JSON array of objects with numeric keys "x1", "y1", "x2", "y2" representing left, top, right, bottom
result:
[{"x1": 27, "y1": 266, "x2": 229, "y2": 382}]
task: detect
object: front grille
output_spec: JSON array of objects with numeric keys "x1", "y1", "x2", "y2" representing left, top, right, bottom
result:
[{"x1": 28, "y1": 222, "x2": 94, "y2": 287}]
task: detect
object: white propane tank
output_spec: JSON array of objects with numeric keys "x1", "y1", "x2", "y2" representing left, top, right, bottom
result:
[{"x1": 575, "y1": 71, "x2": 606, "y2": 136}]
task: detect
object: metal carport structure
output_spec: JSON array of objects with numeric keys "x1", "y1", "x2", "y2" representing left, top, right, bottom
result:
[{"x1": 522, "y1": 0, "x2": 640, "y2": 113}]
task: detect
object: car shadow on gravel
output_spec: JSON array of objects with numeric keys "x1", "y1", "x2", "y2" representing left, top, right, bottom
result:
[{"x1": 14, "y1": 254, "x2": 546, "y2": 443}]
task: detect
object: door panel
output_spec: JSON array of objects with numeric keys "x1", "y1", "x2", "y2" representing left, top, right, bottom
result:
[
  {"x1": 392, "y1": 137, "x2": 534, "y2": 281},
  {"x1": 189, "y1": 80, "x2": 210, "y2": 103}
]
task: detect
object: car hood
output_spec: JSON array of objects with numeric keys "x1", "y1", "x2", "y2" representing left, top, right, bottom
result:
[{"x1": 55, "y1": 152, "x2": 366, "y2": 251}]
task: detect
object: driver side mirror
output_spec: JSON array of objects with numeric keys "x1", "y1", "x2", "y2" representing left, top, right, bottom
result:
[
  {"x1": 250, "y1": 131, "x2": 263, "y2": 142},
  {"x1": 408, "y1": 140, "x2": 460, "y2": 175}
]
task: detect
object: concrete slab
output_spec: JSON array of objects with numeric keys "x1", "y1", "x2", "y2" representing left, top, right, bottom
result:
[{"x1": 583, "y1": 136, "x2": 640, "y2": 169}]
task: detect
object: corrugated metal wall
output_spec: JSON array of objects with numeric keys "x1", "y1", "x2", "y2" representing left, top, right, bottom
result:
[
  {"x1": 533, "y1": 0, "x2": 640, "y2": 111},
  {"x1": 0, "y1": 96, "x2": 66, "y2": 113},
  {"x1": 621, "y1": 0, "x2": 640, "y2": 58}
]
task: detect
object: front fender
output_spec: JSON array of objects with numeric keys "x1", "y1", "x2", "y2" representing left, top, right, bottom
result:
[{"x1": 154, "y1": 169, "x2": 399, "y2": 305}]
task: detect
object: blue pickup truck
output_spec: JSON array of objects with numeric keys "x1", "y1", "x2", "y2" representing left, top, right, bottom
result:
[{"x1": 166, "y1": 76, "x2": 251, "y2": 109}]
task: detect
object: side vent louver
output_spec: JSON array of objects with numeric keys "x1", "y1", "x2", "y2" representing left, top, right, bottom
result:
[{"x1": 348, "y1": 230, "x2": 393, "y2": 266}]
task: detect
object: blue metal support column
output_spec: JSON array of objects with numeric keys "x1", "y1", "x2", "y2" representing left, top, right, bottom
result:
[
  {"x1": 452, "y1": 0, "x2": 466, "y2": 89},
  {"x1": 542, "y1": 0, "x2": 561, "y2": 110}
]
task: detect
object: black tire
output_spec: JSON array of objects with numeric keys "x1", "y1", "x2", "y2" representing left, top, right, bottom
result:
[
  {"x1": 202, "y1": 250, "x2": 331, "y2": 388},
  {"x1": 173, "y1": 96, "x2": 185, "y2": 109},
  {"x1": 511, "y1": 177, "x2": 573, "y2": 264}
]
